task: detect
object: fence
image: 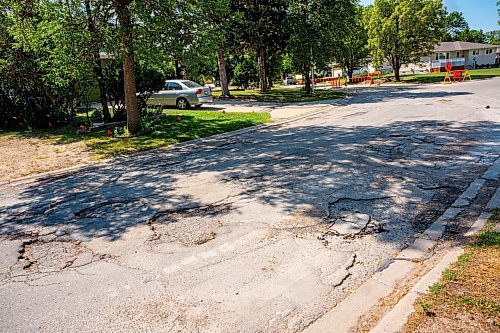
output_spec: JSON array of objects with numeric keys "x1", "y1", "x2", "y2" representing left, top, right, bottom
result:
[{"x1": 431, "y1": 58, "x2": 465, "y2": 72}]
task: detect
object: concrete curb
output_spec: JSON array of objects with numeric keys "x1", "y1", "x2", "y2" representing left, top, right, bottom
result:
[
  {"x1": 0, "y1": 101, "x2": 344, "y2": 189},
  {"x1": 370, "y1": 205, "x2": 494, "y2": 333},
  {"x1": 369, "y1": 246, "x2": 465, "y2": 333},
  {"x1": 303, "y1": 156, "x2": 500, "y2": 333}
]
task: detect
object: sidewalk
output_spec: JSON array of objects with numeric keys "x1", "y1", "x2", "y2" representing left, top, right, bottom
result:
[{"x1": 210, "y1": 97, "x2": 345, "y2": 120}]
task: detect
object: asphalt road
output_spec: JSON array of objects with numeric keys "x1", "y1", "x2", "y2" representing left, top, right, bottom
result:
[{"x1": 1, "y1": 79, "x2": 499, "y2": 332}]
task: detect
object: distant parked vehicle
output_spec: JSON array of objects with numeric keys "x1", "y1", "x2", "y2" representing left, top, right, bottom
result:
[
  {"x1": 146, "y1": 80, "x2": 213, "y2": 109},
  {"x1": 283, "y1": 76, "x2": 296, "y2": 85},
  {"x1": 352, "y1": 67, "x2": 369, "y2": 76}
]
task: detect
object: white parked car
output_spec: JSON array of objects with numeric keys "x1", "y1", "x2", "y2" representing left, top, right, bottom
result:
[
  {"x1": 283, "y1": 76, "x2": 296, "y2": 85},
  {"x1": 147, "y1": 80, "x2": 213, "y2": 109}
]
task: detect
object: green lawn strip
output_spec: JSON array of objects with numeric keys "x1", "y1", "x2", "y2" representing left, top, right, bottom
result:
[
  {"x1": 412, "y1": 208, "x2": 500, "y2": 321},
  {"x1": 3, "y1": 110, "x2": 271, "y2": 157},
  {"x1": 386, "y1": 68, "x2": 500, "y2": 84},
  {"x1": 212, "y1": 87, "x2": 345, "y2": 103}
]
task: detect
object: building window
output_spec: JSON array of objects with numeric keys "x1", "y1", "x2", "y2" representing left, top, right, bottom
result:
[
  {"x1": 472, "y1": 50, "x2": 480, "y2": 55},
  {"x1": 456, "y1": 52, "x2": 460, "y2": 58},
  {"x1": 486, "y1": 49, "x2": 493, "y2": 54},
  {"x1": 437, "y1": 52, "x2": 449, "y2": 60}
]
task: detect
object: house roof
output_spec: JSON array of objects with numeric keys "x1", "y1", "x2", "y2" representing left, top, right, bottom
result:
[{"x1": 434, "y1": 41, "x2": 499, "y2": 52}]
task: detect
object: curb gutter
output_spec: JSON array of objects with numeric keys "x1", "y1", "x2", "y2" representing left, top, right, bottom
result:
[{"x1": 303, "y1": 156, "x2": 500, "y2": 333}]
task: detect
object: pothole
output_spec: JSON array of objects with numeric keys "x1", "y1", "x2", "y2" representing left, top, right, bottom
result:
[
  {"x1": 148, "y1": 203, "x2": 231, "y2": 246},
  {"x1": 75, "y1": 199, "x2": 137, "y2": 218},
  {"x1": 327, "y1": 212, "x2": 385, "y2": 238},
  {"x1": 17, "y1": 239, "x2": 82, "y2": 272},
  {"x1": 326, "y1": 197, "x2": 391, "y2": 237}
]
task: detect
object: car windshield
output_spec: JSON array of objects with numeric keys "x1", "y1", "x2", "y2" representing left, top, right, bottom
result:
[{"x1": 182, "y1": 80, "x2": 202, "y2": 88}]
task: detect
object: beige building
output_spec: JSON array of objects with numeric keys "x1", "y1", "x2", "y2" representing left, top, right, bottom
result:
[
  {"x1": 378, "y1": 41, "x2": 500, "y2": 75},
  {"x1": 430, "y1": 41, "x2": 499, "y2": 71}
]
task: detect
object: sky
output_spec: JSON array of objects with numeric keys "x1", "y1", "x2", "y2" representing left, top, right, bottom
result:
[{"x1": 359, "y1": 0, "x2": 499, "y2": 32}]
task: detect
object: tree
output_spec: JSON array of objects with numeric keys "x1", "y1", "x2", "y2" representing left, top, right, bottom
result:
[
  {"x1": 485, "y1": 30, "x2": 500, "y2": 44},
  {"x1": 2, "y1": 0, "x2": 98, "y2": 127},
  {"x1": 365, "y1": 0, "x2": 446, "y2": 81},
  {"x1": 201, "y1": 0, "x2": 233, "y2": 97},
  {"x1": 83, "y1": 0, "x2": 113, "y2": 122},
  {"x1": 287, "y1": 0, "x2": 356, "y2": 95},
  {"x1": 231, "y1": 0, "x2": 289, "y2": 93},
  {"x1": 333, "y1": 4, "x2": 369, "y2": 79},
  {"x1": 112, "y1": 0, "x2": 140, "y2": 134},
  {"x1": 455, "y1": 29, "x2": 486, "y2": 43},
  {"x1": 442, "y1": 11, "x2": 468, "y2": 41}
]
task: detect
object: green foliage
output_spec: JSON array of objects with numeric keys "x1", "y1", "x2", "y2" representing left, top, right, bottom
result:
[
  {"x1": 365, "y1": 0, "x2": 446, "y2": 80},
  {"x1": 333, "y1": 4, "x2": 369, "y2": 78},
  {"x1": 90, "y1": 108, "x2": 104, "y2": 124},
  {"x1": 0, "y1": 0, "x2": 109, "y2": 128},
  {"x1": 418, "y1": 301, "x2": 432, "y2": 311},
  {"x1": 230, "y1": 0, "x2": 290, "y2": 91},
  {"x1": 442, "y1": 11, "x2": 468, "y2": 41},
  {"x1": 429, "y1": 282, "x2": 443, "y2": 292},
  {"x1": 485, "y1": 30, "x2": 500, "y2": 44},
  {"x1": 0, "y1": 0, "x2": 460, "y2": 129},
  {"x1": 456, "y1": 253, "x2": 472, "y2": 266},
  {"x1": 455, "y1": 29, "x2": 486, "y2": 43},
  {"x1": 442, "y1": 269, "x2": 457, "y2": 282},
  {"x1": 232, "y1": 55, "x2": 259, "y2": 89},
  {"x1": 101, "y1": 60, "x2": 165, "y2": 121},
  {"x1": 474, "y1": 231, "x2": 500, "y2": 247},
  {"x1": 286, "y1": 0, "x2": 357, "y2": 94}
]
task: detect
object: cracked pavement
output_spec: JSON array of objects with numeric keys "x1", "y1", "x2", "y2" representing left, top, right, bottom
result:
[{"x1": 1, "y1": 80, "x2": 499, "y2": 332}]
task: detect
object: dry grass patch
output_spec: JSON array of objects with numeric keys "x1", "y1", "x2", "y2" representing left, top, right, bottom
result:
[
  {"x1": 403, "y1": 209, "x2": 500, "y2": 333},
  {"x1": 0, "y1": 133, "x2": 91, "y2": 182}
]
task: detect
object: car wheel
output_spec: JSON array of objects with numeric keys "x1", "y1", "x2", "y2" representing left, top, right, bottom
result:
[{"x1": 176, "y1": 97, "x2": 190, "y2": 110}]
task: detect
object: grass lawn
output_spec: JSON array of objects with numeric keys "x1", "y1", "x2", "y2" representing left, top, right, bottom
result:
[
  {"x1": 389, "y1": 68, "x2": 500, "y2": 84},
  {"x1": 403, "y1": 209, "x2": 500, "y2": 332},
  {"x1": 212, "y1": 87, "x2": 345, "y2": 103},
  {"x1": 28, "y1": 110, "x2": 270, "y2": 157},
  {"x1": 93, "y1": 110, "x2": 270, "y2": 156}
]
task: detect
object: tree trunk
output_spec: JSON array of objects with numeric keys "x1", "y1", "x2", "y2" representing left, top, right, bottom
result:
[
  {"x1": 84, "y1": 0, "x2": 110, "y2": 122},
  {"x1": 115, "y1": 0, "x2": 140, "y2": 134},
  {"x1": 347, "y1": 66, "x2": 354, "y2": 79},
  {"x1": 257, "y1": 46, "x2": 268, "y2": 93},
  {"x1": 304, "y1": 63, "x2": 312, "y2": 96},
  {"x1": 267, "y1": 73, "x2": 273, "y2": 89},
  {"x1": 174, "y1": 60, "x2": 182, "y2": 79},
  {"x1": 216, "y1": 46, "x2": 230, "y2": 97},
  {"x1": 394, "y1": 59, "x2": 401, "y2": 82},
  {"x1": 394, "y1": 67, "x2": 401, "y2": 81}
]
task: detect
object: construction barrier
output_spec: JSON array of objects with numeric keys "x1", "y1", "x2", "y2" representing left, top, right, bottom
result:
[
  {"x1": 350, "y1": 76, "x2": 374, "y2": 84},
  {"x1": 313, "y1": 77, "x2": 342, "y2": 88},
  {"x1": 443, "y1": 62, "x2": 472, "y2": 84}
]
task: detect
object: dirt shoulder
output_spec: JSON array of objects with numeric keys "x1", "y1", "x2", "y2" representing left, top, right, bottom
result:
[
  {"x1": 403, "y1": 209, "x2": 500, "y2": 333},
  {"x1": 0, "y1": 134, "x2": 91, "y2": 183}
]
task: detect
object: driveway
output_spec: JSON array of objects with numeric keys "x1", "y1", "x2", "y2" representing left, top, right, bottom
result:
[{"x1": 1, "y1": 79, "x2": 499, "y2": 332}]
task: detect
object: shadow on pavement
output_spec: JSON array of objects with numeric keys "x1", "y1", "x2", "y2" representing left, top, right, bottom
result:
[{"x1": 1, "y1": 112, "x2": 498, "y2": 245}]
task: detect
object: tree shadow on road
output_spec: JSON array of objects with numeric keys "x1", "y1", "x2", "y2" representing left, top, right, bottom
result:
[{"x1": 1, "y1": 110, "x2": 498, "y2": 246}]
